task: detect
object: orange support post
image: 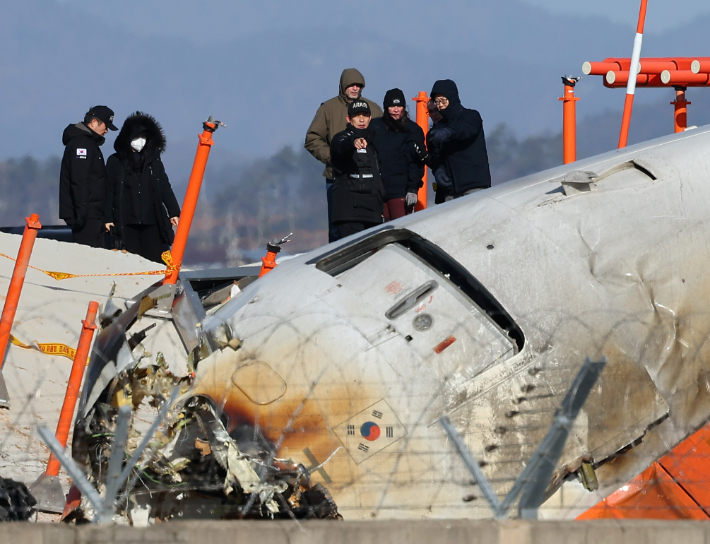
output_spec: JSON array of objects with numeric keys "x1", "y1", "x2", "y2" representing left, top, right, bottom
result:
[
  {"x1": 259, "y1": 248, "x2": 279, "y2": 277},
  {"x1": 671, "y1": 87, "x2": 690, "y2": 133},
  {"x1": 618, "y1": 0, "x2": 649, "y2": 149},
  {"x1": 412, "y1": 91, "x2": 429, "y2": 211},
  {"x1": 0, "y1": 213, "x2": 41, "y2": 373},
  {"x1": 164, "y1": 118, "x2": 222, "y2": 285},
  {"x1": 258, "y1": 234, "x2": 290, "y2": 278},
  {"x1": 559, "y1": 77, "x2": 580, "y2": 164},
  {"x1": 47, "y1": 301, "x2": 98, "y2": 476},
  {"x1": 30, "y1": 300, "x2": 98, "y2": 513}
]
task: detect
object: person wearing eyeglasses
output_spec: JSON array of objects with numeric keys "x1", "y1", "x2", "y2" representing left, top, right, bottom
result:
[{"x1": 426, "y1": 79, "x2": 491, "y2": 203}]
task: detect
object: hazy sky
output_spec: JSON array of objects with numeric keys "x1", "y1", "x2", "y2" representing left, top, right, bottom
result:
[
  {"x1": 60, "y1": 0, "x2": 710, "y2": 36},
  {"x1": 525, "y1": 0, "x2": 710, "y2": 31},
  {"x1": 10, "y1": 0, "x2": 707, "y2": 165}
]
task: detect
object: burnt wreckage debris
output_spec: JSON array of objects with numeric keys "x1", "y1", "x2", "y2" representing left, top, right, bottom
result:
[
  {"x1": 70, "y1": 292, "x2": 340, "y2": 523},
  {"x1": 0, "y1": 477, "x2": 37, "y2": 521}
]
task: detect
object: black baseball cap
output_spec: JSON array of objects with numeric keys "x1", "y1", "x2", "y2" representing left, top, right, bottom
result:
[
  {"x1": 87, "y1": 105, "x2": 118, "y2": 131},
  {"x1": 348, "y1": 100, "x2": 371, "y2": 117}
]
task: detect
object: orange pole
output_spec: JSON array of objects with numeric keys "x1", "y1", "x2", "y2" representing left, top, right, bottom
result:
[
  {"x1": 618, "y1": 0, "x2": 649, "y2": 149},
  {"x1": 412, "y1": 91, "x2": 429, "y2": 211},
  {"x1": 45, "y1": 301, "x2": 98, "y2": 477},
  {"x1": 671, "y1": 87, "x2": 690, "y2": 133},
  {"x1": 559, "y1": 78, "x2": 580, "y2": 164},
  {"x1": 0, "y1": 213, "x2": 41, "y2": 371},
  {"x1": 164, "y1": 120, "x2": 219, "y2": 284},
  {"x1": 259, "y1": 250, "x2": 278, "y2": 277}
]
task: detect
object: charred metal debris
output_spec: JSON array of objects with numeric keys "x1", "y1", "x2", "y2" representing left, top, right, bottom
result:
[{"x1": 69, "y1": 285, "x2": 340, "y2": 524}]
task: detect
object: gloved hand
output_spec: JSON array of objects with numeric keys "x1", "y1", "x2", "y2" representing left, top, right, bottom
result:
[
  {"x1": 427, "y1": 127, "x2": 453, "y2": 146},
  {"x1": 433, "y1": 167, "x2": 452, "y2": 189},
  {"x1": 405, "y1": 192, "x2": 418, "y2": 207}
]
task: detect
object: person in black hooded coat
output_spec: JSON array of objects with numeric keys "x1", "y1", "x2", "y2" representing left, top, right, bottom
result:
[
  {"x1": 105, "y1": 112, "x2": 180, "y2": 263},
  {"x1": 427, "y1": 79, "x2": 491, "y2": 202}
]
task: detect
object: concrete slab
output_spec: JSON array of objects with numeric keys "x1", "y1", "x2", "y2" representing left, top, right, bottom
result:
[{"x1": 1, "y1": 520, "x2": 710, "y2": 544}]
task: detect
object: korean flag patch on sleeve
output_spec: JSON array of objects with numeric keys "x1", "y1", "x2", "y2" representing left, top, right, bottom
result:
[{"x1": 76, "y1": 148, "x2": 87, "y2": 159}]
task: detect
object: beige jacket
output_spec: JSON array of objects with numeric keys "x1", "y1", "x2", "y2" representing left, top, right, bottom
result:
[{"x1": 304, "y1": 68, "x2": 383, "y2": 179}]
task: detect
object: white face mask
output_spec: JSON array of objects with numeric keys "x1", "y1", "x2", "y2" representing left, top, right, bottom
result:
[{"x1": 130, "y1": 137, "x2": 146, "y2": 152}]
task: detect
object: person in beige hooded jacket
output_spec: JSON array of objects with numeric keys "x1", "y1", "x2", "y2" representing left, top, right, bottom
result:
[{"x1": 305, "y1": 68, "x2": 382, "y2": 242}]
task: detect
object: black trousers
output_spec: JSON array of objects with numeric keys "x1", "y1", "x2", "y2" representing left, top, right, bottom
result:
[
  {"x1": 325, "y1": 178, "x2": 340, "y2": 243},
  {"x1": 123, "y1": 224, "x2": 164, "y2": 263},
  {"x1": 335, "y1": 221, "x2": 380, "y2": 240},
  {"x1": 70, "y1": 218, "x2": 105, "y2": 248}
]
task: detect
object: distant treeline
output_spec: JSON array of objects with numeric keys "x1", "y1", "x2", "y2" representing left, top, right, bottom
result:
[{"x1": 0, "y1": 113, "x2": 669, "y2": 265}]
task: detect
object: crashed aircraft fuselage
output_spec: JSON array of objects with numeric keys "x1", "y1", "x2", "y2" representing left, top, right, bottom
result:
[{"x1": 77, "y1": 126, "x2": 710, "y2": 520}]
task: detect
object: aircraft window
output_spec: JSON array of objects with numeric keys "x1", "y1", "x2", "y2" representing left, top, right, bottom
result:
[{"x1": 309, "y1": 228, "x2": 524, "y2": 351}]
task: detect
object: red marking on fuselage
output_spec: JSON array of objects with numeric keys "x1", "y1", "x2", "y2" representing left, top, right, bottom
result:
[
  {"x1": 385, "y1": 281, "x2": 404, "y2": 295},
  {"x1": 433, "y1": 336, "x2": 457, "y2": 354}
]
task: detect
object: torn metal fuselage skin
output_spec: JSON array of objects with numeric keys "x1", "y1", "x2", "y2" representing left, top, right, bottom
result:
[{"x1": 76, "y1": 126, "x2": 710, "y2": 520}]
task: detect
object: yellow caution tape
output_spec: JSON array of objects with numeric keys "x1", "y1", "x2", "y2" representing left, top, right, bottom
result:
[
  {"x1": 10, "y1": 334, "x2": 76, "y2": 361},
  {"x1": 0, "y1": 250, "x2": 178, "y2": 281}
]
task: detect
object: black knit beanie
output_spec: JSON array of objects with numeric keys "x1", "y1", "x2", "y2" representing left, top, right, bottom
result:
[{"x1": 383, "y1": 88, "x2": 406, "y2": 109}]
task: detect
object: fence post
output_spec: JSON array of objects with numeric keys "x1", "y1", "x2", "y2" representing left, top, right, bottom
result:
[
  {"x1": 559, "y1": 77, "x2": 581, "y2": 164},
  {"x1": 671, "y1": 86, "x2": 690, "y2": 133},
  {"x1": 164, "y1": 118, "x2": 223, "y2": 285},
  {"x1": 30, "y1": 300, "x2": 99, "y2": 513},
  {"x1": 0, "y1": 213, "x2": 42, "y2": 409},
  {"x1": 412, "y1": 92, "x2": 429, "y2": 211}
]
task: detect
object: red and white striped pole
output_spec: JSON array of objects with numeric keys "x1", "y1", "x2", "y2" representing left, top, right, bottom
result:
[{"x1": 618, "y1": 0, "x2": 649, "y2": 149}]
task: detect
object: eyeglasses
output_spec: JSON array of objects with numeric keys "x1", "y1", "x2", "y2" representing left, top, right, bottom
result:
[{"x1": 433, "y1": 97, "x2": 449, "y2": 106}]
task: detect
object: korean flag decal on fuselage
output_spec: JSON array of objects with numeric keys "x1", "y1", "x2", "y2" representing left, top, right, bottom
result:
[{"x1": 76, "y1": 148, "x2": 87, "y2": 159}]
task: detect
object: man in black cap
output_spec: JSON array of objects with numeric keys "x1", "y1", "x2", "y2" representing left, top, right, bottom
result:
[
  {"x1": 329, "y1": 100, "x2": 384, "y2": 240},
  {"x1": 427, "y1": 80, "x2": 491, "y2": 203},
  {"x1": 59, "y1": 106, "x2": 118, "y2": 247}
]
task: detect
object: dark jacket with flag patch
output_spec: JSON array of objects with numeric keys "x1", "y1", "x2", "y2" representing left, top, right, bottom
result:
[{"x1": 59, "y1": 123, "x2": 107, "y2": 226}]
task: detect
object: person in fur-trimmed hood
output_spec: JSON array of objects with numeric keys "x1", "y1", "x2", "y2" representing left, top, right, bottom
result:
[{"x1": 105, "y1": 112, "x2": 180, "y2": 263}]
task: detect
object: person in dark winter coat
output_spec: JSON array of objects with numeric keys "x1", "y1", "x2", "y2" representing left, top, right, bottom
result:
[
  {"x1": 105, "y1": 112, "x2": 180, "y2": 263},
  {"x1": 426, "y1": 79, "x2": 491, "y2": 203},
  {"x1": 330, "y1": 100, "x2": 384, "y2": 240},
  {"x1": 426, "y1": 99, "x2": 451, "y2": 205},
  {"x1": 369, "y1": 88, "x2": 426, "y2": 220},
  {"x1": 305, "y1": 68, "x2": 383, "y2": 243},
  {"x1": 59, "y1": 105, "x2": 118, "y2": 247}
]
